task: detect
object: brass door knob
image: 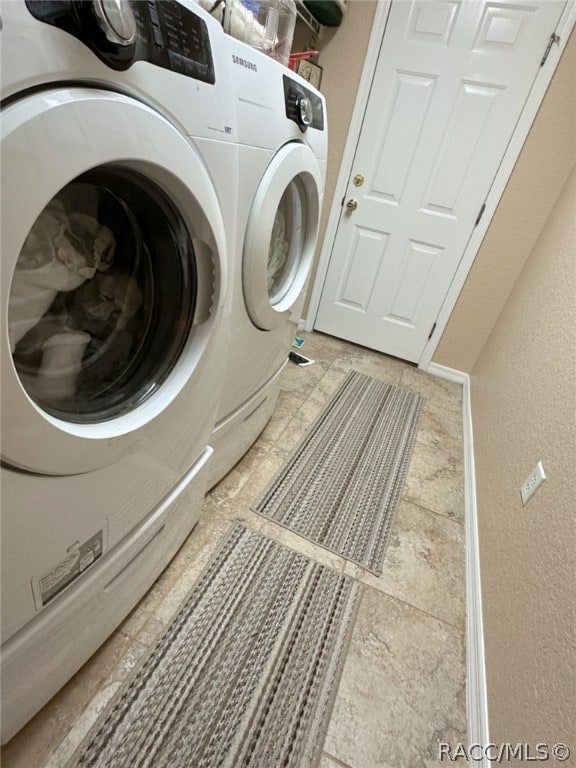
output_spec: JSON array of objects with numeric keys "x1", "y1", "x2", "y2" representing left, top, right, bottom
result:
[
  {"x1": 346, "y1": 198, "x2": 358, "y2": 212},
  {"x1": 353, "y1": 174, "x2": 365, "y2": 187}
]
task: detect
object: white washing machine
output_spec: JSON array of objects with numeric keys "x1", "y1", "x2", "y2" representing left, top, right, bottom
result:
[
  {"x1": 208, "y1": 38, "x2": 327, "y2": 488},
  {"x1": 0, "y1": 0, "x2": 236, "y2": 743}
]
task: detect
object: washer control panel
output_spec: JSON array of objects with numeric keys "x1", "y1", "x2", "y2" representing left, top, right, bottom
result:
[
  {"x1": 283, "y1": 75, "x2": 324, "y2": 132},
  {"x1": 25, "y1": 0, "x2": 215, "y2": 82},
  {"x1": 92, "y1": 0, "x2": 137, "y2": 46}
]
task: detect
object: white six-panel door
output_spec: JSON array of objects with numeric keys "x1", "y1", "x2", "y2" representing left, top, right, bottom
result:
[{"x1": 315, "y1": 0, "x2": 566, "y2": 363}]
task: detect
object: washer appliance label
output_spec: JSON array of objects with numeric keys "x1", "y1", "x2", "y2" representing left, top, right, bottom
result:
[
  {"x1": 232, "y1": 54, "x2": 257, "y2": 72},
  {"x1": 38, "y1": 531, "x2": 103, "y2": 606}
]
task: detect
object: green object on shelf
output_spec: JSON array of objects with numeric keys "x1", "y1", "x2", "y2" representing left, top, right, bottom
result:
[{"x1": 303, "y1": 0, "x2": 344, "y2": 27}]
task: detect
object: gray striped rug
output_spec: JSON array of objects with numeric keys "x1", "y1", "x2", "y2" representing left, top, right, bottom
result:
[
  {"x1": 254, "y1": 371, "x2": 424, "y2": 574},
  {"x1": 68, "y1": 525, "x2": 361, "y2": 768}
]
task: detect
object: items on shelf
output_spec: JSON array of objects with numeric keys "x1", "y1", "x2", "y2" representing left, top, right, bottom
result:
[
  {"x1": 288, "y1": 49, "x2": 318, "y2": 71},
  {"x1": 294, "y1": 0, "x2": 321, "y2": 35},
  {"x1": 197, "y1": 0, "x2": 297, "y2": 66},
  {"x1": 303, "y1": 0, "x2": 346, "y2": 27}
]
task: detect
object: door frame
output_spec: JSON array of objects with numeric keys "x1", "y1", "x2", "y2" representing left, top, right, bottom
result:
[{"x1": 305, "y1": 0, "x2": 576, "y2": 370}]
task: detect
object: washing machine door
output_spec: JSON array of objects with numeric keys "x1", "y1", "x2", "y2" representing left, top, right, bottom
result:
[
  {"x1": 242, "y1": 142, "x2": 322, "y2": 331},
  {"x1": 1, "y1": 88, "x2": 227, "y2": 475}
]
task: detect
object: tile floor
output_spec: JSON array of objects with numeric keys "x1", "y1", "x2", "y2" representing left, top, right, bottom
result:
[{"x1": 1, "y1": 332, "x2": 467, "y2": 768}]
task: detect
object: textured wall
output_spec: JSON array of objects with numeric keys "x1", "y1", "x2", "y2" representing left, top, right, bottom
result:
[
  {"x1": 471, "y1": 168, "x2": 576, "y2": 742},
  {"x1": 433, "y1": 30, "x2": 576, "y2": 373}
]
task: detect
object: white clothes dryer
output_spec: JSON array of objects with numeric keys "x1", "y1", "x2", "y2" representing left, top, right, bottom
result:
[
  {"x1": 0, "y1": 0, "x2": 236, "y2": 743},
  {"x1": 208, "y1": 38, "x2": 327, "y2": 488}
]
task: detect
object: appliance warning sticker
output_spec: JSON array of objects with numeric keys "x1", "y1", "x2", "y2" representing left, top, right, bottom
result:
[{"x1": 38, "y1": 532, "x2": 103, "y2": 606}]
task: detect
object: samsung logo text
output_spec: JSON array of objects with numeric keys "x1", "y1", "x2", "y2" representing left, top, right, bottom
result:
[{"x1": 232, "y1": 54, "x2": 257, "y2": 72}]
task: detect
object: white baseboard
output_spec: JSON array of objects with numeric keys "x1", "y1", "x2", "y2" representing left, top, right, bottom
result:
[
  {"x1": 426, "y1": 362, "x2": 468, "y2": 386},
  {"x1": 427, "y1": 363, "x2": 490, "y2": 758}
]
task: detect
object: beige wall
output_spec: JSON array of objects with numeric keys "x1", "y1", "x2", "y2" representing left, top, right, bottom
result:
[
  {"x1": 471, "y1": 167, "x2": 576, "y2": 743},
  {"x1": 434, "y1": 29, "x2": 576, "y2": 373}
]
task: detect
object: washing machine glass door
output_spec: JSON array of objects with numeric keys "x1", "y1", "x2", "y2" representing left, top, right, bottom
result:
[
  {"x1": 1, "y1": 88, "x2": 226, "y2": 475},
  {"x1": 9, "y1": 169, "x2": 195, "y2": 422},
  {"x1": 243, "y1": 142, "x2": 322, "y2": 331}
]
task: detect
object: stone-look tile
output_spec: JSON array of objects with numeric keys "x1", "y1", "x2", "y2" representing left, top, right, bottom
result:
[
  {"x1": 107, "y1": 641, "x2": 149, "y2": 683},
  {"x1": 1, "y1": 631, "x2": 132, "y2": 768},
  {"x1": 402, "y1": 438, "x2": 464, "y2": 520},
  {"x1": 299, "y1": 332, "x2": 405, "y2": 380},
  {"x1": 298, "y1": 331, "x2": 361, "y2": 363},
  {"x1": 43, "y1": 683, "x2": 122, "y2": 768},
  {"x1": 1, "y1": 330, "x2": 467, "y2": 768},
  {"x1": 305, "y1": 363, "x2": 350, "y2": 408},
  {"x1": 344, "y1": 501, "x2": 465, "y2": 628},
  {"x1": 168, "y1": 499, "x2": 235, "y2": 574},
  {"x1": 401, "y1": 367, "x2": 462, "y2": 413},
  {"x1": 416, "y1": 401, "x2": 463, "y2": 458},
  {"x1": 152, "y1": 513, "x2": 235, "y2": 626},
  {"x1": 331, "y1": 352, "x2": 406, "y2": 386},
  {"x1": 209, "y1": 464, "x2": 251, "y2": 508},
  {"x1": 1, "y1": 500, "x2": 239, "y2": 768},
  {"x1": 120, "y1": 548, "x2": 191, "y2": 623},
  {"x1": 43, "y1": 635, "x2": 148, "y2": 768},
  {"x1": 280, "y1": 357, "x2": 331, "y2": 397},
  {"x1": 118, "y1": 601, "x2": 152, "y2": 639},
  {"x1": 136, "y1": 616, "x2": 166, "y2": 646},
  {"x1": 323, "y1": 588, "x2": 467, "y2": 768},
  {"x1": 319, "y1": 754, "x2": 352, "y2": 768},
  {"x1": 269, "y1": 396, "x2": 326, "y2": 454},
  {"x1": 209, "y1": 446, "x2": 286, "y2": 514},
  {"x1": 257, "y1": 518, "x2": 348, "y2": 575},
  {"x1": 257, "y1": 389, "x2": 306, "y2": 444}
]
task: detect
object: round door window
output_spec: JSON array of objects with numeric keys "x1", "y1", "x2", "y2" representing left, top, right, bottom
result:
[
  {"x1": 242, "y1": 142, "x2": 321, "y2": 332},
  {"x1": 267, "y1": 177, "x2": 306, "y2": 305},
  {"x1": 8, "y1": 166, "x2": 196, "y2": 422}
]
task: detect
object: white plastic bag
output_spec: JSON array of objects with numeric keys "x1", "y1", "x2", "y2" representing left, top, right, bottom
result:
[
  {"x1": 267, "y1": 210, "x2": 289, "y2": 295},
  {"x1": 8, "y1": 199, "x2": 114, "y2": 352}
]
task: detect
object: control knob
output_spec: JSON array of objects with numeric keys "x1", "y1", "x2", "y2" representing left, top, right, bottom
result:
[
  {"x1": 287, "y1": 90, "x2": 314, "y2": 132},
  {"x1": 298, "y1": 96, "x2": 313, "y2": 127},
  {"x1": 91, "y1": 0, "x2": 137, "y2": 46}
]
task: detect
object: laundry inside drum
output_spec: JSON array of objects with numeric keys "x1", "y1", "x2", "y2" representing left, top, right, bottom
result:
[
  {"x1": 9, "y1": 168, "x2": 197, "y2": 423},
  {"x1": 267, "y1": 177, "x2": 305, "y2": 305}
]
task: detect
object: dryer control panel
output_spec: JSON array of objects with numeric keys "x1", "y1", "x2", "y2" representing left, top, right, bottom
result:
[
  {"x1": 283, "y1": 75, "x2": 324, "y2": 133},
  {"x1": 25, "y1": 0, "x2": 215, "y2": 82}
]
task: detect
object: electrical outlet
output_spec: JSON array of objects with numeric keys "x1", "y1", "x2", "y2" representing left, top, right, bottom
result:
[{"x1": 520, "y1": 461, "x2": 546, "y2": 506}]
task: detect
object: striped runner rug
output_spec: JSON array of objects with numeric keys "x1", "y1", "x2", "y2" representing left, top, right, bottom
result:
[
  {"x1": 254, "y1": 370, "x2": 424, "y2": 574},
  {"x1": 67, "y1": 525, "x2": 361, "y2": 768}
]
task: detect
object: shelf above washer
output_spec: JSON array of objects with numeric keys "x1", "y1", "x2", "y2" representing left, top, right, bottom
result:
[{"x1": 295, "y1": 1, "x2": 321, "y2": 36}]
